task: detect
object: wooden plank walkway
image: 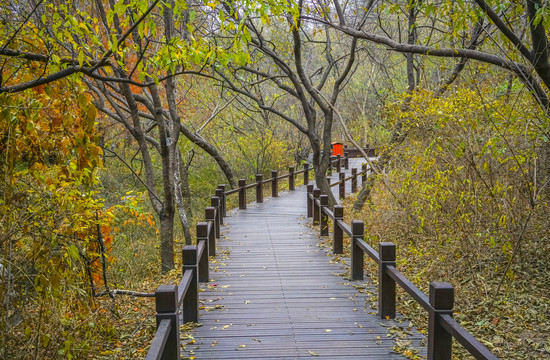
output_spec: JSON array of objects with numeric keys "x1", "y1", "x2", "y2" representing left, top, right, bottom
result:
[{"x1": 182, "y1": 160, "x2": 425, "y2": 359}]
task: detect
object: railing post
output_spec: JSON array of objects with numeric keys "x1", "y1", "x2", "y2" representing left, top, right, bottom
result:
[
  {"x1": 217, "y1": 184, "x2": 227, "y2": 217},
  {"x1": 255, "y1": 174, "x2": 263, "y2": 203},
  {"x1": 155, "y1": 285, "x2": 179, "y2": 360},
  {"x1": 271, "y1": 170, "x2": 278, "y2": 197},
  {"x1": 182, "y1": 246, "x2": 198, "y2": 323},
  {"x1": 351, "y1": 168, "x2": 358, "y2": 193},
  {"x1": 351, "y1": 220, "x2": 364, "y2": 281},
  {"x1": 379, "y1": 242, "x2": 396, "y2": 319},
  {"x1": 428, "y1": 282, "x2": 454, "y2": 360},
  {"x1": 211, "y1": 196, "x2": 221, "y2": 234},
  {"x1": 336, "y1": 154, "x2": 341, "y2": 173},
  {"x1": 307, "y1": 184, "x2": 314, "y2": 218},
  {"x1": 339, "y1": 172, "x2": 345, "y2": 199},
  {"x1": 196, "y1": 222, "x2": 209, "y2": 282},
  {"x1": 289, "y1": 166, "x2": 295, "y2": 191},
  {"x1": 320, "y1": 195, "x2": 329, "y2": 236},
  {"x1": 238, "y1": 179, "x2": 246, "y2": 209},
  {"x1": 205, "y1": 208, "x2": 217, "y2": 256},
  {"x1": 362, "y1": 163, "x2": 367, "y2": 184},
  {"x1": 344, "y1": 156, "x2": 349, "y2": 170},
  {"x1": 216, "y1": 189, "x2": 225, "y2": 225},
  {"x1": 326, "y1": 177, "x2": 331, "y2": 186},
  {"x1": 333, "y1": 205, "x2": 344, "y2": 254},
  {"x1": 313, "y1": 188, "x2": 321, "y2": 225},
  {"x1": 304, "y1": 163, "x2": 309, "y2": 185}
]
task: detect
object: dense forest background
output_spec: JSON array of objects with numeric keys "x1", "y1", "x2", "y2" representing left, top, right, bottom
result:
[{"x1": 1, "y1": 0, "x2": 548, "y2": 359}]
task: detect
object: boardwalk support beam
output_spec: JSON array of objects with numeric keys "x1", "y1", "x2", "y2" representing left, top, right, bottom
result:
[
  {"x1": 307, "y1": 185, "x2": 314, "y2": 218},
  {"x1": 428, "y1": 282, "x2": 454, "y2": 360},
  {"x1": 339, "y1": 172, "x2": 345, "y2": 199},
  {"x1": 351, "y1": 168, "x2": 358, "y2": 193},
  {"x1": 256, "y1": 174, "x2": 263, "y2": 203},
  {"x1": 205, "y1": 208, "x2": 217, "y2": 257},
  {"x1": 238, "y1": 179, "x2": 246, "y2": 209},
  {"x1": 313, "y1": 188, "x2": 321, "y2": 225},
  {"x1": 320, "y1": 195, "x2": 329, "y2": 236},
  {"x1": 210, "y1": 197, "x2": 221, "y2": 236},
  {"x1": 351, "y1": 220, "x2": 364, "y2": 280},
  {"x1": 217, "y1": 184, "x2": 227, "y2": 217},
  {"x1": 182, "y1": 246, "x2": 198, "y2": 323},
  {"x1": 196, "y1": 223, "x2": 209, "y2": 282},
  {"x1": 154, "y1": 285, "x2": 179, "y2": 360},
  {"x1": 379, "y1": 242, "x2": 396, "y2": 319},
  {"x1": 214, "y1": 190, "x2": 224, "y2": 225},
  {"x1": 333, "y1": 205, "x2": 344, "y2": 254},
  {"x1": 272, "y1": 171, "x2": 278, "y2": 197}
]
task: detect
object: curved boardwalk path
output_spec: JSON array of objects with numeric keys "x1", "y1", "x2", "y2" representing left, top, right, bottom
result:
[{"x1": 183, "y1": 159, "x2": 424, "y2": 359}]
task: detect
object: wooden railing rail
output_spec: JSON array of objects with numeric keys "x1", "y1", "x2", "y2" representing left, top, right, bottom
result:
[
  {"x1": 220, "y1": 156, "x2": 347, "y2": 211},
  {"x1": 307, "y1": 177, "x2": 499, "y2": 360}
]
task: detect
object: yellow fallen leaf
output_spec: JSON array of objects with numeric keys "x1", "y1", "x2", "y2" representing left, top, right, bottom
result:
[{"x1": 308, "y1": 350, "x2": 320, "y2": 356}]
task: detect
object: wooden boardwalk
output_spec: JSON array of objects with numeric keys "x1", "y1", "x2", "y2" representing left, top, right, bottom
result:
[{"x1": 182, "y1": 160, "x2": 425, "y2": 359}]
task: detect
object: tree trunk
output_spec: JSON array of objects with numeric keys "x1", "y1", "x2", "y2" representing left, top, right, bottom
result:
[
  {"x1": 159, "y1": 210, "x2": 175, "y2": 273},
  {"x1": 174, "y1": 151, "x2": 192, "y2": 245}
]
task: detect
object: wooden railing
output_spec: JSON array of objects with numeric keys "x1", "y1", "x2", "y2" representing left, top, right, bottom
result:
[
  {"x1": 145, "y1": 157, "x2": 345, "y2": 360},
  {"x1": 307, "y1": 179, "x2": 500, "y2": 360},
  {"x1": 145, "y1": 216, "x2": 220, "y2": 359}
]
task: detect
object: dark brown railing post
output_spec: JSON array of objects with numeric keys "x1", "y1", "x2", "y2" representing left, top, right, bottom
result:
[
  {"x1": 344, "y1": 156, "x2": 349, "y2": 170},
  {"x1": 217, "y1": 184, "x2": 227, "y2": 217},
  {"x1": 326, "y1": 177, "x2": 331, "y2": 186},
  {"x1": 362, "y1": 163, "x2": 367, "y2": 184},
  {"x1": 313, "y1": 188, "x2": 321, "y2": 225},
  {"x1": 307, "y1": 184, "x2": 314, "y2": 218},
  {"x1": 304, "y1": 163, "x2": 309, "y2": 185},
  {"x1": 428, "y1": 282, "x2": 454, "y2": 360},
  {"x1": 238, "y1": 179, "x2": 246, "y2": 209},
  {"x1": 154, "y1": 285, "x2": 179, "y2": 360},
  {"x1": 351, "y1": 220, "x2": 364, "y2": 281},
  {"x1": 205, "y1": 208, "x2": 217, "y2": 256},
  {"x1": 336, "y1": 154, "x2": 341, "y2": 173},
  {"x1": 255, "y1": 174, "x2": 263, "y2": 203},
  {"x1": 339, "y1": 172, "x2": 345, "y2": 199},
  {"x1": 214, "y1": 190, "x2": 224, "y2": 225},
  {"x1": 211, "y1": 196, "x2": 221, "y2": 235},
  {"x1": 333, "y1": 205, "x2": 344, "y2": 254},
  {"x1": 182, "y1": 245, "x2": 198, "y2": 323},
  {"x1": 320, "y1": 195, "x2": 329, "y2": 236},
  {"x1": 196, "y1": 223, "x2": 209, "y2": 282},
  {"x1": 205, "y1": 208, "x2": 217, "y2": 255},
  {"x1": 351, "y1": 168, "x2": 358, "y2": 192},
  {"x1": 289, "y1": 166, "x2": 295, "y2": 190},
  {"x1": 379, "y1": 242, "x2": 396, "y2": 319},
  {"x1": 271, "y1": 170, "x2": 278, "y2": 197}
]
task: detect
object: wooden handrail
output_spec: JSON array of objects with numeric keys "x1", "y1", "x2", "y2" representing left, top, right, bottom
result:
[
  {"x1": 146, "y1": 205, "x2": 217, "y2": 360},
  {"x1": 145, "y1": 319, "x2": 172, "y2": 360},
  {"x1": 440, "y1": 314, "x2": 499, "y2": 360},
  {"x1": 306, "y1": 171, "x2": 500, "y2": 360},
  {"x1": 222, "y1": 157, "x2": 346, "y2": 208}
]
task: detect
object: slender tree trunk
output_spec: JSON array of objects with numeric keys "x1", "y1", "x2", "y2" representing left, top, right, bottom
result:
[
  {"x1": 174, "y1": 151, "x2": 192, "y2": 245},
  {"x1": 159, "y1": 211, "x2": 175, "y2": 273}
]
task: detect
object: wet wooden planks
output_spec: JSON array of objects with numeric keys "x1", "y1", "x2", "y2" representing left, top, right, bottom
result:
[{"x1": 182, "y1": 160, "x2": 424, "y2": 359}]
